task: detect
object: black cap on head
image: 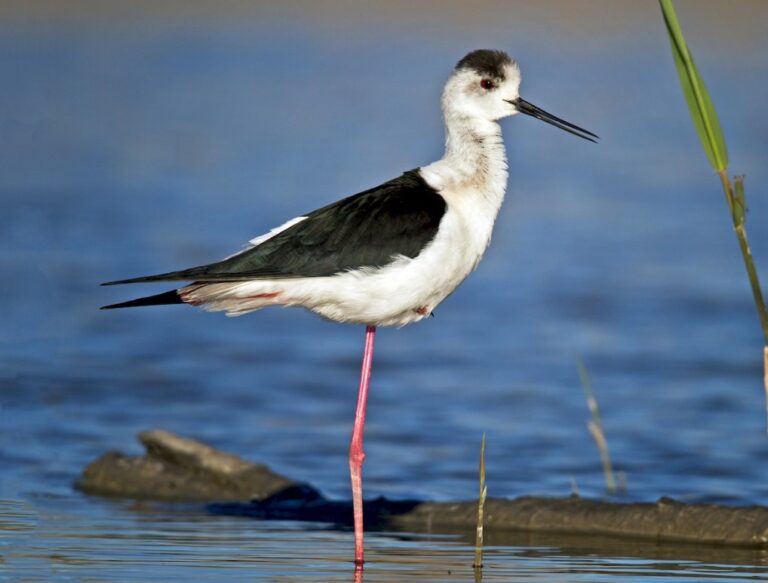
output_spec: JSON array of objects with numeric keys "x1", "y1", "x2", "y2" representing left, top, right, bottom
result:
[{"x1": 455, "y1": 49, "x2": 513, "y2": 80}]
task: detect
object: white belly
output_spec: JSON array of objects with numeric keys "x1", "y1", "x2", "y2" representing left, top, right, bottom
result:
[{"x1": 305, "y1": 204, "x2": 494, "y2": 326}]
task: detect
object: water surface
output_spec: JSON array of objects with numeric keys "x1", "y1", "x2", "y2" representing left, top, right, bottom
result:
[{"x1": 3, "y1": 2, "x2": 768, "y2": 580}]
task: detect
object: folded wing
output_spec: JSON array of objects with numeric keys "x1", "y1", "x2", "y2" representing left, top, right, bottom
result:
[{"x1": 103, "y1": 170, "x2": 447, "y2": 287}]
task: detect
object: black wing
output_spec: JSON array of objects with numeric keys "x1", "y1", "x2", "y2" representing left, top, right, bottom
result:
[{"x1": 103, "y1": 170, "x2": 446, "y2": 285}]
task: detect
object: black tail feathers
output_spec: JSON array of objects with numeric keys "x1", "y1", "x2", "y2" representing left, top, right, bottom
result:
[{"x1": 100, "y1": 289, "x2": 184, "y2": 310}]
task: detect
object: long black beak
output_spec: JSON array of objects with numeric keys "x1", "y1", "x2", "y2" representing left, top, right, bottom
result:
[{"x1": 507, "y1": 98, "x2": 598, "y2": 143}]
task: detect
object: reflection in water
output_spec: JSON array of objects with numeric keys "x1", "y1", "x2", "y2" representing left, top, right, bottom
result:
[{"x1": 7, "y1": 497, "x2": 768, "y2": 581}]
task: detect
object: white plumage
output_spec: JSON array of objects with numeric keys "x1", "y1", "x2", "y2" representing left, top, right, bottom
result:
[{"x1": 179, "y1": 60, "x2": 520, "y2": 326}]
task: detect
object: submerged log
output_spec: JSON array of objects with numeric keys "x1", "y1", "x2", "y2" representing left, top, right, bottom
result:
[
  {"x1": 76, "y1": 429, "x2": 297, "y2": 502},
  {"x1": 76, "y1": 430, "x2": 768, "y2": 548}
]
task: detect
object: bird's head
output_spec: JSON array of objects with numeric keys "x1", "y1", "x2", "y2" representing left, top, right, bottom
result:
[{"x1": 444, "y1": 49, "x2": 597, "y2": 142}]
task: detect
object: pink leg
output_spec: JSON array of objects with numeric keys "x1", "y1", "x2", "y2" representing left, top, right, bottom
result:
[{"x1": 350, "y1": 325, "x2": 376, "y2": 567}]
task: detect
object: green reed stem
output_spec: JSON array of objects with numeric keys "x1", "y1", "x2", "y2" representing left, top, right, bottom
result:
[
  {"x1": 660, "y1": 0, "x2": 768, "y2": 429},
  {"x1": 718, "y1": 173, "x2": 768, "y2": 345}
]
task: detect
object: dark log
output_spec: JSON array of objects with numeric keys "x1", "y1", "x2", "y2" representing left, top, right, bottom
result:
[{"x1": 76, "y1": 430, "x2": 768, "y2": 548}]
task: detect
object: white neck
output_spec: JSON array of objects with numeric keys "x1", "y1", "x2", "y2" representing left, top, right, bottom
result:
[{"x1": 421, "y1": 113, "x2": 508, "y2": 211}]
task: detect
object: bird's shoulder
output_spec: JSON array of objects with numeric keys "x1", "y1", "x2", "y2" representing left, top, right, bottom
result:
[{"x1": 302, "y1": 168, "x2": 446, "y2": 228}]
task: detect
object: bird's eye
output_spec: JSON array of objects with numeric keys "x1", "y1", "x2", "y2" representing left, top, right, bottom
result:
[{"x1": 480, "y1": 78, "x2": 495, "y2": 90}]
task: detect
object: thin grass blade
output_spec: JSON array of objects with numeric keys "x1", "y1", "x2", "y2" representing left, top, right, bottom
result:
[
  {"x1": 473, "y1": 433, "x2": 487, "y2": 571},
  {"x1": 659, "y1": 0, "x2": 728, "y2": 171},
  {"x1": 577, "y1": 359, "x2": 618, "y2": 494}
]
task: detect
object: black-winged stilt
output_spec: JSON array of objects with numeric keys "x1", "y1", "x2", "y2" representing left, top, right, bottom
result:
[{"x1": 102, "y1": 49, "x2": 596, "y2": 566}]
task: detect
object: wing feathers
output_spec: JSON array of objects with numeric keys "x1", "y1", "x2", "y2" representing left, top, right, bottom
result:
[{"x1": 102, "y1": 169, "x2": 446, "y2": 286}]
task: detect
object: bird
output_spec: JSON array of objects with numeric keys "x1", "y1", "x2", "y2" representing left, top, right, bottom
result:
[{"x1": 101, "y1": 49, "x2": 596, "y2": 567}]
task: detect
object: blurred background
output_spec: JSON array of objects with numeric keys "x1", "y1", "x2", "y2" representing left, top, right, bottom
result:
[{"x1": 3, "y1": 0, "x2": 768, "y2": 579}]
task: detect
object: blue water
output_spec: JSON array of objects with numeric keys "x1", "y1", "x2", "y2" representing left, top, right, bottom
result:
[{"x1": 3, "y1": 4, "x2": 768, "y2": 580}]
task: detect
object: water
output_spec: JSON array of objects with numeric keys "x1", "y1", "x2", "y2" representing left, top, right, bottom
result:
[
  {"x1": 3, "y1": 2, "x2": 768, "y2": 580},
  {"x1": 6, "y1": 496, "x2": 768, "y2": 582}
]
